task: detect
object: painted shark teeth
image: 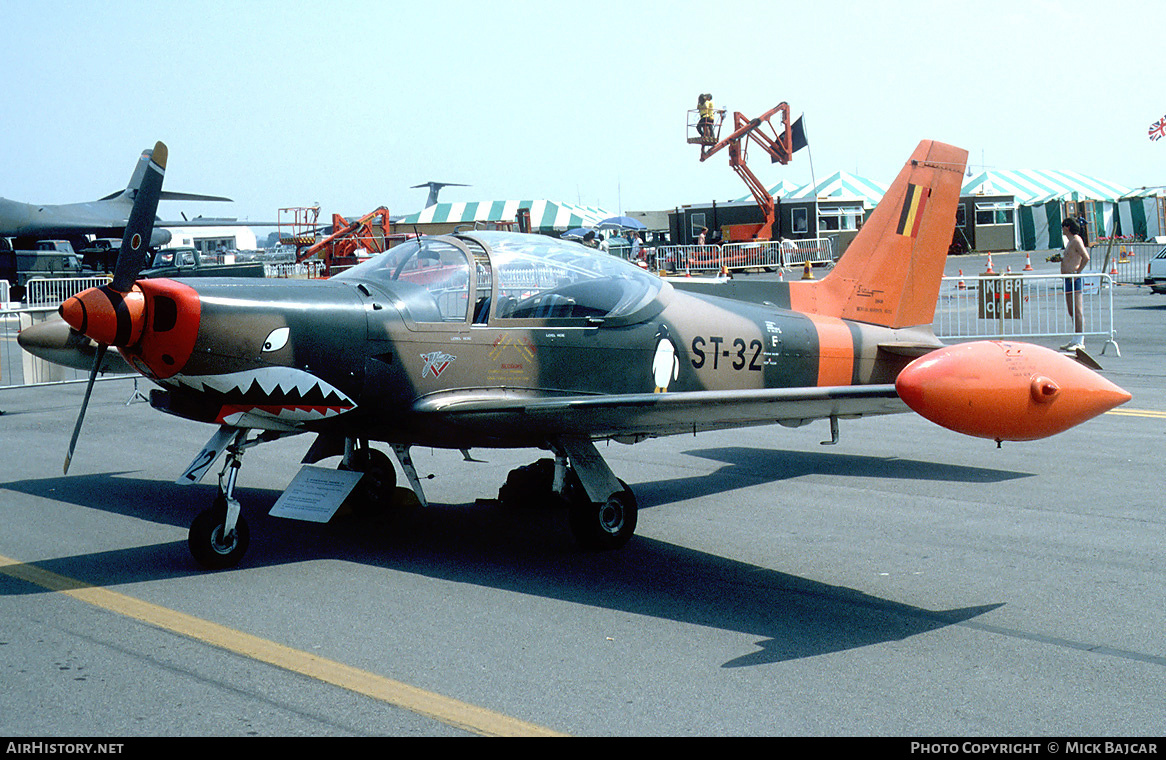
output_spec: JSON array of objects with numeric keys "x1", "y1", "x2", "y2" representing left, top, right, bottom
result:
[
  {"x1": 167, "y1": 367, "x2": 356, "y2": 430},
  {"x1": 176, "y1": 367, "x2": 351, "y2": 402}
]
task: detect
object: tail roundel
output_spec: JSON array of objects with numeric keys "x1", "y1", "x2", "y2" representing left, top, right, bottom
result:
[{"x1": 788, "y1": 140, "x2": 968, "y2": 329}]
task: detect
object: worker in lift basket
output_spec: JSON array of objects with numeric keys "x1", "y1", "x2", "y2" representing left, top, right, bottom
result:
[{"x1": 697, "y1": 93, "x2": 717, "y2": 142}]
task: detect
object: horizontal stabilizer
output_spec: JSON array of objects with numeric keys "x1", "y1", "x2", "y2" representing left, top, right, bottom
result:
[
  {"x1": 877, "y1": 341, "x2": 944, "y2": 358},
  {"x1": 160, "y1": 191, "x2": 232, "y2": 202}
]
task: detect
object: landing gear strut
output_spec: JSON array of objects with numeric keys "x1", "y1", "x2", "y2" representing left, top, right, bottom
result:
[
  {"x1": 499, "y1": 438, "x2": 639, "y2": 550},
  {"x1": 339, "y1": 438, "x2": 397, "y2": 513},
  {"x1": 189, "y1": 428, "x2": 253, "y2": 570}
]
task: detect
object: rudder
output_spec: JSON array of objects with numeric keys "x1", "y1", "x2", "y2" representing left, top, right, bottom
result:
[{"x1": 788, "y1": 140, "x2": 968, "y2": 328}]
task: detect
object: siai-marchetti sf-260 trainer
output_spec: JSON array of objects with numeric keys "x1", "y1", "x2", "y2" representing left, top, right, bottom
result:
[{"x1": 19, "y1": 139, "x2": 1131, "y2": 569}]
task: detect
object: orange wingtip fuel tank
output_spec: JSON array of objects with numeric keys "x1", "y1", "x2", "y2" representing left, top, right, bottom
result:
[{"x1": 895, "y1": 341, "x2": 1131, "y2": 441}]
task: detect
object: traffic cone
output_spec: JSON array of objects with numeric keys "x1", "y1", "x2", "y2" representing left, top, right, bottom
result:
[
  {"x1": 985, "y1": 253, "x2": 995, "y2": 274},
  {"x1": 1023, "y1": 252, "x2": 1033, "y2": 271},
  {"x1": 1110, "y1": 257, "x2": 1119, "y2": 276},
  {"x1": 801, "y1": 260, "x2": 815, "y2": 280},
  {"x1": 957, "y1": 269, "x2": 966, "y2": 290}
]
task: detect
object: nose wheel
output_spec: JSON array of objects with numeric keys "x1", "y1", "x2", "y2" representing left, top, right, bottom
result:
[
  {"x1": 188, "y1": 428, "x2": 255, "y2": 570},
  {"x1": 189, "y1": 496, "x2": 250, "y2": 570}
]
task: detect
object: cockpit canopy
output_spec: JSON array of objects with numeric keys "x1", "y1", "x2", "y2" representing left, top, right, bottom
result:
[{"x1": 337, "y1": 231, "x2": 668, "y2": 326}]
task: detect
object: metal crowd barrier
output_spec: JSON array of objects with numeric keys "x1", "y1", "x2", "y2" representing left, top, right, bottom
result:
[
  {"x1": 653, "y1": 238, "x2": 834, "y2": 273},
  {"x1": 23, "y1": 275, "x2": 112, "y2": 306},
  {"x1": 1088, "y1": 240, "x2": 1161, "y2": 285},
  {"x1": 264, "y1": 261, "x2": 327, "y2": 278},
  {"x1": 2, "y1": 279, "x2": 127, "y2": 388},
  {"x1": 1, "y1": 306, "x2": 127, "y2": 388},
  {"x1": 934, "y1": 271, "x2": 1119, "y2": 354},
  {"x1": 722, "y1": 240, "x2": 834, "y2": 270}
]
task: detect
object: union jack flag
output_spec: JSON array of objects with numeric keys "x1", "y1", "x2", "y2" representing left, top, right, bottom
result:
[{"x1": 1149, "y1": 114, "x2": 1166, "y2": 141}]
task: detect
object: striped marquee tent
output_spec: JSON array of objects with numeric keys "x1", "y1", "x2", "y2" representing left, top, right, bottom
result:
[
  {"x1": 1116, "y1": 186, "x2": 1166, "y2": 240},
  {"x1": 962, "y1": 169, "x2": 1129, "y2": 204},
  {"x1": 397, "y1": 199, "x2": 611, "y2": 233},
  {"x1": 963, "y1": 169, "x2": 1130, "y2": 250},
  {"x1": 743, "y1": 171, "x2": 889, "y2": 207},
  {"x1": 757, "y1": 178, "x2": 804, "y2": 200},
  {"x1": 784, "y1": 171, "x2": 889, "y2": 207}
]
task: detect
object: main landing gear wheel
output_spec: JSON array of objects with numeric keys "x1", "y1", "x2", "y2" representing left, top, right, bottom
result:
[
  {"x1": 566, "y1": 476, "x2": 637, "y2": 551},
  {"x1": 189, "y1": 497, "x2": 250, "y2": 570},
  {"x1": 340, "y1": 446, "x2": 397, "y2": 514}
]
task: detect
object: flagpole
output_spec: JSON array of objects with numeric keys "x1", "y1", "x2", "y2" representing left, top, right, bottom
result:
[{"x1": 801, "y1": 115, "x2": 819, "y2": 243}]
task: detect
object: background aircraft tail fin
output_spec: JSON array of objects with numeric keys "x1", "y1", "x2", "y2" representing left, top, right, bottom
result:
[
  {"x1": 787, "y1": 140, "x2": 968, "y2": 328},
  {"x1": 98, "y1": 147, "x2": 231, "y2": 203}
]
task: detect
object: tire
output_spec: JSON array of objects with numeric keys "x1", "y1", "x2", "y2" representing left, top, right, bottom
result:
[
  {"x1": 189, "y1": 502, "x2": 249, "y2": 570},
  {"x1": 567, "y1": 478, "x2": 638, "y2": 550},
  {"x1": 340, "y1": 446, "x2": 397, "y2": 513}
]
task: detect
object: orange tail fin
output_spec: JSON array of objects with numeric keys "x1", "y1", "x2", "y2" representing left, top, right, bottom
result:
[{"x1": 788, "y1": 140, "x2": 968, "y2": 328}]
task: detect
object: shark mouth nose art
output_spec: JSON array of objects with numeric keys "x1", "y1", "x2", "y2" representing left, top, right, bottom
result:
[{"x1": 169, "y1": 366, "x2": 357, "y2": 429}]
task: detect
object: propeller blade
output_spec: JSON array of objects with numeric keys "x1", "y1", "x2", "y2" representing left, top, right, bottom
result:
[
  {"x1": 64, "y1": 343, "x2": 107, "y2": 475},
  {"x1": 111, "y1": 141, "x2": 167, "y2": 293}
]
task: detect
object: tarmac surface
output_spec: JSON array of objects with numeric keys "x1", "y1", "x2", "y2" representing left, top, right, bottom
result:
[{"x1": 1, "y1": 252, "x2": 1164, "y2": 737}]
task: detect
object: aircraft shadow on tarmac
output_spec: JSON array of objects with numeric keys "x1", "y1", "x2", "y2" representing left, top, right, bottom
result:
[
  {"x1": 1, "y1": 459, "x2": 1010, "y2": 668},
  {"x1": 638, "y1": 446, "x2": 1030, "y2": 505}
]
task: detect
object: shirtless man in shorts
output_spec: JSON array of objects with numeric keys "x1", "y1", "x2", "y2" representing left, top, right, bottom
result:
[{"x1": 1060, "y1": 218, "x2": 1090, "y2": 351}]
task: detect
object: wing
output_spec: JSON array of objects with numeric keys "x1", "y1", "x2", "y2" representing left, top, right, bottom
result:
[{"x1": 411, "y1": 385, "x2": 906, "y2": 443}]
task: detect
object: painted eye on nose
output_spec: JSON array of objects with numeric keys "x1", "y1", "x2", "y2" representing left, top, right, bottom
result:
[{"x1": 263, "y1": 327, "x2": 289, "y2": 352}]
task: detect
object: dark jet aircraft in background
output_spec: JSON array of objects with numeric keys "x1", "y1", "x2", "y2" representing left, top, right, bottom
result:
[
  {"x1": 0, "y1": 145, "x2": 232, "y2": 251},
  {"x1": 411, "y1": 181, "x2": 469, "y2": 208},
  {"x1": 19, "y1": 140, "x2": 1131, "y2": 570}
]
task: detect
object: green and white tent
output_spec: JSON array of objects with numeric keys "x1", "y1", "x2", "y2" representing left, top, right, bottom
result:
[
  {"x1": 963, "y1": 169, "x2": 1128, "y2": 205},
  {"x1": 397, "y1": 199, "x2": 611, "y2": 233},
  {"x1": 963, "y1": 169, "x2": 1129, "y2": 250},
  {"x1": 1116, "y1": 187, "x2": 1166, "y2": 240},
  {"x1": 1017, "y1": 199, "x2": 1070, "y2": 251},
  {"x1": 743, "y1": 171, "x2": 888, "y2": 207},
  {"x1": 785, "y1": 171, "x2": 888, "y2": 207},
  {"x1": 755, "y1": 178, "x2": 804, "y2": 200}
]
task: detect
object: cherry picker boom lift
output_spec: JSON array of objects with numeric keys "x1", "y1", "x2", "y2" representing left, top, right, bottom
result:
[{"x1": 688, "y1": 101, "x2": 801, "y2": 241}]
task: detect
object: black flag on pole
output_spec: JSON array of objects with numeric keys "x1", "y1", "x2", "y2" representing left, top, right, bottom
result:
[{"x1": 791, "y1": 115, "x2": 809, "y2": 153}]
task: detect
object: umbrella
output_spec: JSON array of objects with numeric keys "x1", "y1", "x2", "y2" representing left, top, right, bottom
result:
[
  {"x1": 563, "y1": 227, "x2": 592, "y2": 240},
  {"x1": 597, "y1": 216, "x2": 646, "y2": 231}
]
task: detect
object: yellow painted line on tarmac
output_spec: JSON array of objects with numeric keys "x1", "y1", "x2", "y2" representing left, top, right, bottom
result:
[
  {"x1": 0, "y1": 553, "x2": 566, "y2": 737},
  {"x1": 1106, "y1": 407, "x2": 1166, "y2": 419}
]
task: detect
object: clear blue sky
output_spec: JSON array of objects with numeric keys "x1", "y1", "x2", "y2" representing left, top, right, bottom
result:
[{"x1": 2, "y1": 0, "x2": 1163, "y2": 226}]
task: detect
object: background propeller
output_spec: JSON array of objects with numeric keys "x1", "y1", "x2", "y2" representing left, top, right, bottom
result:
[{"x1": 63, "y1": 141, "x2": 167, "y2": 473}]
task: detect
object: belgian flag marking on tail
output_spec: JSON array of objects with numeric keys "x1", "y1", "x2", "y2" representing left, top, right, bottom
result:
[{"x1": 896, "y1": 183, "x2": 930, "y2": 238}]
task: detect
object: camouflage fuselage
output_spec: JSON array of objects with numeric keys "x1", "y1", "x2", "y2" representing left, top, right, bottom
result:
[{"x1": 142, "y1": 267, "x2": 932, "y2": 449}]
